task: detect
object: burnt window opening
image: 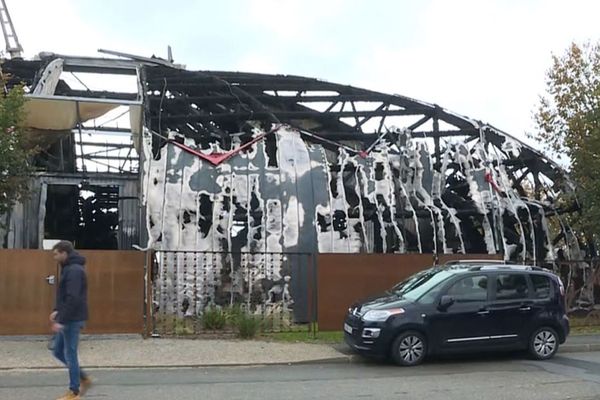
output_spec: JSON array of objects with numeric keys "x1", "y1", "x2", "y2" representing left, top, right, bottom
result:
[
  {"x1": 198, "y1": 193, "x2": 214, "y2": 237},
  {"x1": 250, "y1": 191, "x2": 261, "y2": 211},
  {"x1": 460, "y1": 215, "x2": 489, "y2": 254},
  {"x1": 222, "y1": 196, "x2": 231, "y2": 212},
  {"x1": 442, "y1": 217, "x2": 462, "y2": 253},
  {"x1": 317, "y1": 213, "x2": 331, "y2": 233},
  {"x1": 400, "y1": 216, "x2": 420, "y2": 252},
  {"x1": 384, "y1": 225, "x2": 401, "y2": 253},
  {"x1": 329, "y1": 169, "x2": 340, "y2": 198},
  {"x1": 182, "y1": 210, "x2": 196, "y2": 230},
  {"x1": 352, "y1": 222, "x2": 364, "y2": 235},
  {"x1": 342, "y1": 164, "x2": 360, "y2": 215},
  {"x1": 381, "y1": 207, "x2": 393, "y2": 223},
  {"x1": 265, "y1": 133, "x2": 279, "y2": 168},
  {"x1": 372, "y1": 218, "x2": 383, "y2": 253},
  {"x1": 374, "y1": 163, "x2": 385, "y2": 180},
  {"x1": 416, "y1": 216, "x2": 435, "y2": 253},
  {"x1": 44, "y1": 184, "x2": 119, "y2": 250},
  {"x1": 248, "y1": 191, "x2": 264, "y2": 239},
  {"x1": 361, "y1": 197, "x2": 377, "y2": 220},
  {"x1": 332, "y1": 210, "x2": 348, "y2": 235}
]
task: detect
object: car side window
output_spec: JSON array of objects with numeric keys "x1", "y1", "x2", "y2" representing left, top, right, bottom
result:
[
  {"x1": 530, "y1": 274, "x2": 552, "y2": 299},
  {"x1": 445, "y1": 275, "x2": 488, "y2": 302},
  {"x1": 495, "y1": 274, "x2": 529, "y2": 300}
]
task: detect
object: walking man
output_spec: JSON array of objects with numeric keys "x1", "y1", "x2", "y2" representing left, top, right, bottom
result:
[{"x1": 49, "y1": 241, "x2": 92, "y2": 399}]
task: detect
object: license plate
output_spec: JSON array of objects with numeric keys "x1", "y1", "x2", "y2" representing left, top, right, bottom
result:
[{"x1": 344, "y1": 323, "x2": 353, "y2": 334}]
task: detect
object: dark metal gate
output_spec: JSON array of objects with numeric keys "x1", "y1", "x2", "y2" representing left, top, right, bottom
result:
[{"x1": 147, "y1": 251, "x2": 316, "y2": 336}]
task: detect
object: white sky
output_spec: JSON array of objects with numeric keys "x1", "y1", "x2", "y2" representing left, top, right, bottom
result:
[{"x1": 8, "y1": 0, "x2": 600, "y2": 149}]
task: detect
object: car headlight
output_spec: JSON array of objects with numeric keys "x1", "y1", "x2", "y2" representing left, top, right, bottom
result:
[{"x1": 362, "y1": 308, "x2": 405, "y2": 322}]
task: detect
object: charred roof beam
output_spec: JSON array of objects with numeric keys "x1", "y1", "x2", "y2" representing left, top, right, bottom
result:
[
  {"x1": 317, "y1": 129, "x2": 479, "y2": 140},
  {"x1": 151, "y1": 108, "x2": 432, "y2": 124},
  {"x1": 58, "y1": 89, "x2": 138, "y2": 101}
]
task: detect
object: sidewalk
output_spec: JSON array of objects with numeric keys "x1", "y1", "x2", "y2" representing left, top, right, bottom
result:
[
  {"x1": 0, "y1": 335, "x2": 345, "y2": 370},
  {"x1": 560, "y1": 334, "x2": 600, "y2": 353},
  {"x1": 1, "y1": 334, "x2": 599, "y2": 370}
]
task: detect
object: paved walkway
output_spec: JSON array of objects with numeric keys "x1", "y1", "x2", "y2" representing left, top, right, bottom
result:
[
  {"x1": 0, "y1": 336, "x2": 344, "y2": 369},
  {"x1": 1, "y1": 334, "x2": 599, "y2": 370},
  {"x1": 560, "y1": 334, "x2": 600, "y2": 352}
]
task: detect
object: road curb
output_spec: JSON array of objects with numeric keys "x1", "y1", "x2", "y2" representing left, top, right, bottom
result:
[
  {"x1": 560, "y1": 343, "x2": 600, "y2": 353},
  {"x1": 0, "y1": 356, "x2": 360, "y2": 371}
]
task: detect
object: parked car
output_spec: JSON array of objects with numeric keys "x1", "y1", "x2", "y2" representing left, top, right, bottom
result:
[{"x1": 344, "y1": 262, "x2": 569, "y2": 366}]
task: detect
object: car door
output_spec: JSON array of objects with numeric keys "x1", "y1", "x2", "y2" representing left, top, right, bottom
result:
[
  {"x1": 527, "y1": 273, "x2": 556, "y2": 335},
  {"x1": 429, "y1": 274, "x2": 493, "y2": 351},
  {"x1": 486, "y1": 272, "x2": 533, "y2": 347}
]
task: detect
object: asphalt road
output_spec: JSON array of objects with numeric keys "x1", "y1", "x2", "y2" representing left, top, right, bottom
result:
[{"x1": 3, "y1": 352, "x2": 600, "y2": 400}]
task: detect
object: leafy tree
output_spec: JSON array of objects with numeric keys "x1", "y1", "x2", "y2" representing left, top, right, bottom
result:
[
  {"x1": 534, "y1": 41, "x2": 600, "y2": 250},
  {"x1": 0, "y1": 82, "x2": 32, "y2": 220}
]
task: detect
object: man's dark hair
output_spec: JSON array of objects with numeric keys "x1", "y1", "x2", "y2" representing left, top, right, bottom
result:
[{"x1": 52, "y1": 240, "x2": 74, "y2": 254}]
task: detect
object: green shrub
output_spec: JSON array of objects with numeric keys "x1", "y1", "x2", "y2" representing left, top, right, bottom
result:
[
  {"x1": 224, "y1": 304, "x2": 244, "y2": 325},
  {"x1": 201, "y1": 307, "x2": 227, "y2": 330},
  {"x1": 235, "y1": 312, "x2": 263, "y2": 339}
]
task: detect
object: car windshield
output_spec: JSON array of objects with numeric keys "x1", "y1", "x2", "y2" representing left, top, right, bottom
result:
[{"x1": 390, "y1": 268, "x2": 455, "y2": 301}]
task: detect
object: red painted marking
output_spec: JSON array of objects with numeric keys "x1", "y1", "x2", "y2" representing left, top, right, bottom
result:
[
  {"x1": 168, "y1": 126, "x2": 280, "y2": 166},
  {"x1": 485, "y1": 171, "x2": 501, "y2": 193}
]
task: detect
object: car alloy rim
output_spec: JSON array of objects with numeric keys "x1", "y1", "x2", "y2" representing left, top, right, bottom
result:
[
  {"x1": 399, "y1": 335, "x2": 424, "y2": 364},
  {"x1": 533, "y1": 330, "x2": 557, "y2": 357}
]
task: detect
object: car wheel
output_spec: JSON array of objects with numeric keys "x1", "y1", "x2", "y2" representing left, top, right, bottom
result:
[
  {"x1": 391, "y1": 331, "x2": 427, "y2": 366},
  {"x1": 529, "y1": 327, "x2": 559, "y2": 360}
]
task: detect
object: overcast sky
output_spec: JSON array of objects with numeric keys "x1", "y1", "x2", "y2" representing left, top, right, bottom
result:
[{"x1": 9, "y1": 0, "x2": 600, "y2": 147}]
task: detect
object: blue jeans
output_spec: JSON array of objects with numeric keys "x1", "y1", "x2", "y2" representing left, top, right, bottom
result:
[{"x1": 52, "y1": 321, "x2": 87, "y2": 393}]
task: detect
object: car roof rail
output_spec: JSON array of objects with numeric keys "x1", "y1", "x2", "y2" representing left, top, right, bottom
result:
[
  {"x1": 471, "y1": 265, "x2": 531, "y2": 271},
  {"x1": 468, "y1": 265, "x2": 550, "y2": 272},
  {"x1": 443, "y1": 260, "x2": 554, "y2": 274},
  {"x1": 444, "y1": 259, "x2": 510, "y2": 266}
]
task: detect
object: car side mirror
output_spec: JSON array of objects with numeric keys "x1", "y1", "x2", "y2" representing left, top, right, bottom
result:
[{"x1": 439, "y1": 295, "x2": 455, "y2": 311}]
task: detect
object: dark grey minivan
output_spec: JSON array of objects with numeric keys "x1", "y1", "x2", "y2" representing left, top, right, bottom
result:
[{"x1": 344, "y1": 262, "x2": 569, "y2": 366}]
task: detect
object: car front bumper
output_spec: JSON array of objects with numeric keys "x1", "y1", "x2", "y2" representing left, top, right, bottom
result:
[{"x1": 343, "y1": 316, "x2": 390, "y2": 357}]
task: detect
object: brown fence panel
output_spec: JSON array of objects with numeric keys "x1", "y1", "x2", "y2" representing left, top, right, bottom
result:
[
  {"x1": 437, "y1": 253, "x2": 503, "y2": 265},
  {"x1": 317, "y1": 254, "x2": 434, "y2": 331},
  {"x1": 0, "y1": 249, "x2": 144, "y2": 335},
  {"x1": 317, "y1": 253, "x2": 502, "y2": 331},
  {"x1": 83, "y1": 250, "x2": 145, "y2": 334},
  {"x1": 0, "y1": 250, "x2": 57, "y2": 335}
]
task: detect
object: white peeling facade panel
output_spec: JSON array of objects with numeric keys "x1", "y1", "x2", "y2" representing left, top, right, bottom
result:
[{"x1": 143, "y1": 125, "x2": 563, "y2": 267}]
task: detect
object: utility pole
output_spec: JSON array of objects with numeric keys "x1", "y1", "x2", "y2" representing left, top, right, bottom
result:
[{"x1": 0, "y1": 0, "x2": 22, "y2": 58}]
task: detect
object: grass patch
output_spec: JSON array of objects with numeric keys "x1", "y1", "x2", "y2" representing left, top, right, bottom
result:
[
  {"x1": 264, "y1": 330, "x2": 344, "y2": 344},
  {"x1": 571, "y1": 325, "x2": 600, "y2": 335},
  {"x1": 173, "y1": 317, "x2": 195, "y2": 336},
  {"x1": 568, "y1": 316, "x2": 600, "y2": 335}
]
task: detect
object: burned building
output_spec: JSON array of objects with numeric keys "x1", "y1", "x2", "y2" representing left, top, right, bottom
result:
[
  {"x1": 0, "y1": 52, "x2": 595, "y2": 319},
  {"x1": 1, "y1": 53, "x2": 584, "y2": 258}
]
